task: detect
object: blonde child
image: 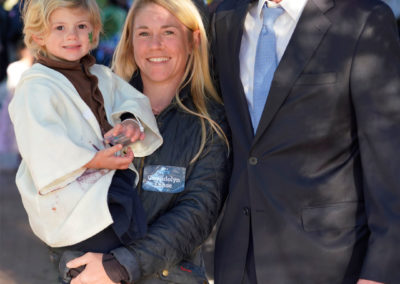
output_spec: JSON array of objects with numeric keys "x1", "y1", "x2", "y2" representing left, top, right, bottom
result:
[{"x1": 8, "y1": 0, "x2": 162, "y2": 282}]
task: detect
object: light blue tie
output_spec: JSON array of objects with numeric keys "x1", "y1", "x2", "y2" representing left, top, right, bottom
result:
[{"x1": 251, "y1": 5, "x2": 283, "y2": 133}]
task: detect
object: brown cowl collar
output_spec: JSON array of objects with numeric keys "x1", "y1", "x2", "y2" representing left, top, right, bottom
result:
[{"x1": 37, "y1": 54, "x2": 112, "y2": 134}]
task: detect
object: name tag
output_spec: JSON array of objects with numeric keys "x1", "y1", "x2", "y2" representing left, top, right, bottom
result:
[{"x1": 142, "y1": 165, "x2": 186, "y2": 193}]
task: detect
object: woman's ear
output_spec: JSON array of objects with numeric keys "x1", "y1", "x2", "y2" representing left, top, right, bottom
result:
[
  {"x1": 192, "y1": 29, "x2": 201, "y2": 50},
  {"x1": 32, "y1": 34, "x2": 45, "y2": 46}
]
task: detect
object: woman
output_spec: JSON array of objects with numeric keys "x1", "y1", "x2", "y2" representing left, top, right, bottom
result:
[{"x1": 67, "y1": 0, "x2": 230, "y2": 283}]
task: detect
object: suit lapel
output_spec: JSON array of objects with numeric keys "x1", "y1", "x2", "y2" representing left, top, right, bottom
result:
[
  {"x1": 253, "y1": 0, "x2": 333, "y2": 145},
  {"x1": 219, "y1": 0, "x2": 255, "y2": 142}
]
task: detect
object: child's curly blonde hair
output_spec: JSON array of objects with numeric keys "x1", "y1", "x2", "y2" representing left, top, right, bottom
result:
[{"x1": 22, "y1": 0, "x2": 102, "y2": 58}]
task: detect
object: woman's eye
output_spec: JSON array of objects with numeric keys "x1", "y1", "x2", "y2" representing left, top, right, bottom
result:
[
  {"x1": 164, "y1": 30, "x2": 174, "y2": 35},
  {"x1": 78, "y1": 24, "x2": 87, "y2": 29},
  {"x1": 56, "y1": 26, "x2": 64, "y2": 31},
  {"x1": 138, "y1": 31, "x2": 149, "y2": 37}
]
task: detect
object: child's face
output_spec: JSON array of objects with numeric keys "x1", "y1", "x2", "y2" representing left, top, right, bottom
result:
[{"x1": 36, "y1": 7, "x2": 94, "y2": 62}]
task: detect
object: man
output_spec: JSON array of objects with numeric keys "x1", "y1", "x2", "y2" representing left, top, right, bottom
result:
[{"x1": 211, "y1": 0, "x2": 400, "y2": 283}]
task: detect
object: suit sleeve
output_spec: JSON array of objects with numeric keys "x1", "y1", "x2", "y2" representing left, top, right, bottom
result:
[{"x1": 351, "y1": 4, "x2": 400, "y2": 282}]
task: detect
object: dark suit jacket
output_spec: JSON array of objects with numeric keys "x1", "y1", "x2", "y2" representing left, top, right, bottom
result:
[{"x1": 211, "y1": 0, "x2": 400, "y2": 283}]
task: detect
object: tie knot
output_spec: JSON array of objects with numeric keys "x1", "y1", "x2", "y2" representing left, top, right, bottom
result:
[{"x1": 262, "y1": 5, "x2": 283, "y2": 28}]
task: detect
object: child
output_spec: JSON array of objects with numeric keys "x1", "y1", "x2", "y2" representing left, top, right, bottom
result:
[{"x1": 8, "y1": 0, "x2": 162, "y2": 282}]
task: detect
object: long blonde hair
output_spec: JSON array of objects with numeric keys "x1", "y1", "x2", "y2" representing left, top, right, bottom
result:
[
  {"x1": 22, "y1": 0, "x2": 102, "y2": 58},
  {"x1": 112, "y1": 0, "x2": 229, "y2": 163}
]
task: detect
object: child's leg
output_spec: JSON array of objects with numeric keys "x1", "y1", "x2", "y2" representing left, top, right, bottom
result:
[
  {"x1": 52, "y1": 227, "x2": 121, "y2": 283},
  {"x1": 59, "y1": 250, "x2": 85, "y2": 283},
  {"x1": 107, "y1": 169, "x2": 147, "y2": 244},
  {"x1": 63, "y1": 226, "x2": 122, "y2": 252},
  {"x1": 56, "y1": 169, "x2": 147, "y2": 282},
  {"x1": 59, "y1": 169, "x2": 146, "y2": 253},
  {"x1": 48, "y1": 247, "x2": 84, "y2": 284}
]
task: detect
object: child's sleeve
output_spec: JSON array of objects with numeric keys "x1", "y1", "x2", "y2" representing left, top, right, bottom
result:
[
  {"x1": 108, "y1": 71, "x2": 163, "y2": 157},
  {"x1": 9, "y1": 77, "x2": 96, "y2": 195}
]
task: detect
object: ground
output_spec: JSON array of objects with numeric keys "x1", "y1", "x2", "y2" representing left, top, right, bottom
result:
[{"x1": 0, "y1": 169, "x2": 58, "y2": 283}]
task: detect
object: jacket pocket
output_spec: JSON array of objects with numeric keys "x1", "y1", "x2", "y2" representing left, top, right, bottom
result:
[
  {"x1": 301, "y1": 202, "x2": 366, "y2": 232},
  {"x1": 295, "y1": 72, "x2": 337, "y2": 85}
]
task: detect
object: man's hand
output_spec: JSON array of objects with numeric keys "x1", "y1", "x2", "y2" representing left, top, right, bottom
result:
[
  {"x1": 357, "y1": 279, "x2": 384, "y2": 284},
  {"x1": 68, "y1": 252, "x2": 118, "y2": 284}
]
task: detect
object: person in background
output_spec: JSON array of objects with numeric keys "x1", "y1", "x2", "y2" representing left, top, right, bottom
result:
[
  {"x1": 9, "y1": 0, "x2": 162, "y2": 282},
  {"x1": 192, "y1": 0, "x2": 210, "y2": 22},
  {"x1": 0, "y1": 40, "x2": 33, "y2": 171},
  {"x1": 211, "y1": 0, "x2": 400, "y2": 283},
  {"x1": 93, "y1": 0, "x2": 127, "y2": 66},
  {"x1": 207, "y1": 0, "x2": 223, "y2": 14},
  {"x1": 0, "y1": 0, "x2": 9, "y2": 82},
  {"x1": 1, "y1": 0, "x2": 24, "y2": 63},
  {"x1": 66, "y1": 0, "x2": 231, "y2": 283}
]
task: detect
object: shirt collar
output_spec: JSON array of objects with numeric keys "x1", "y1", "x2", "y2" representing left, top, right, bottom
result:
[
  {"x1": 257, "y1": 0, "x2": 308, "y2": 22},
  {"x1": 37, "y1": 54, "x2": 95, "y2": 71}
]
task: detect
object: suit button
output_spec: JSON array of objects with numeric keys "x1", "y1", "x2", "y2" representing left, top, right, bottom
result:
[
  {"x1": 162, "y1": 269, "x2": 169, "y2": 277},
  {"x1": 249, "y1": 157, "x2": 258, "y2": 165},
  {"x1": 243, "y1": 207, "x2": 250, "y2": 216}
]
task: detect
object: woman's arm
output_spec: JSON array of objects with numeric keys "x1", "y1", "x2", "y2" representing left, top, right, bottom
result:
[{"x1": 69, "y1": 110, "x2": 231, "y2": 283}]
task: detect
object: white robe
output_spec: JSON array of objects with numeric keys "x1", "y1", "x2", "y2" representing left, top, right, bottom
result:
[{"x1": 9, "y1": 63, "x2": 163, "y2": 247}]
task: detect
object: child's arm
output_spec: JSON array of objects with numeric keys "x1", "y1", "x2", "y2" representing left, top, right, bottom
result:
[
  {"x1": 84, "y1": 144, "x2": 134, "y2": 170},
  {"x1": 100, "y1": 67, "x2": 163, "y2": 157},
  {"x1": 9, "y1": 74, "x2": 101, "y2": 195},
  {"x1": 104, "y1": 118, "x2": 145, "y2": 147},
  {"x1": 86, "y1": 119, "x2": 144, "y2": 170}
]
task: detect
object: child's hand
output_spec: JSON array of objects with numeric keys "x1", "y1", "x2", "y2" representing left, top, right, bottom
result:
[
  {"x1": 85, "y1": 145, "x2": 134, "y2": 170},
  {"x1": 104, "y1": 119, "x2": 145, "y2": 146}
]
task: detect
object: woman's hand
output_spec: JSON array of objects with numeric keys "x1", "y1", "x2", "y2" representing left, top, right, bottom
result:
[
  {"x1": 85, "y1": 145, "x2": 134, "y2": 170},
  {"x1": 68, "y1": 252, "x2": 119, "y2": 284}
]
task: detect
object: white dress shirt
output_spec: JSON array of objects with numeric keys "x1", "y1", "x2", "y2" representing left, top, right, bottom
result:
[{"x1": 239, "y1": 0, "x2": 308, "y2": 111}]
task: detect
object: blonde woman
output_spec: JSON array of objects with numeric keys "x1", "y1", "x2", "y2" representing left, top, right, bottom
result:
[{"x1": 67, "y1": 0, "x2": 231, "y2": 283}]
